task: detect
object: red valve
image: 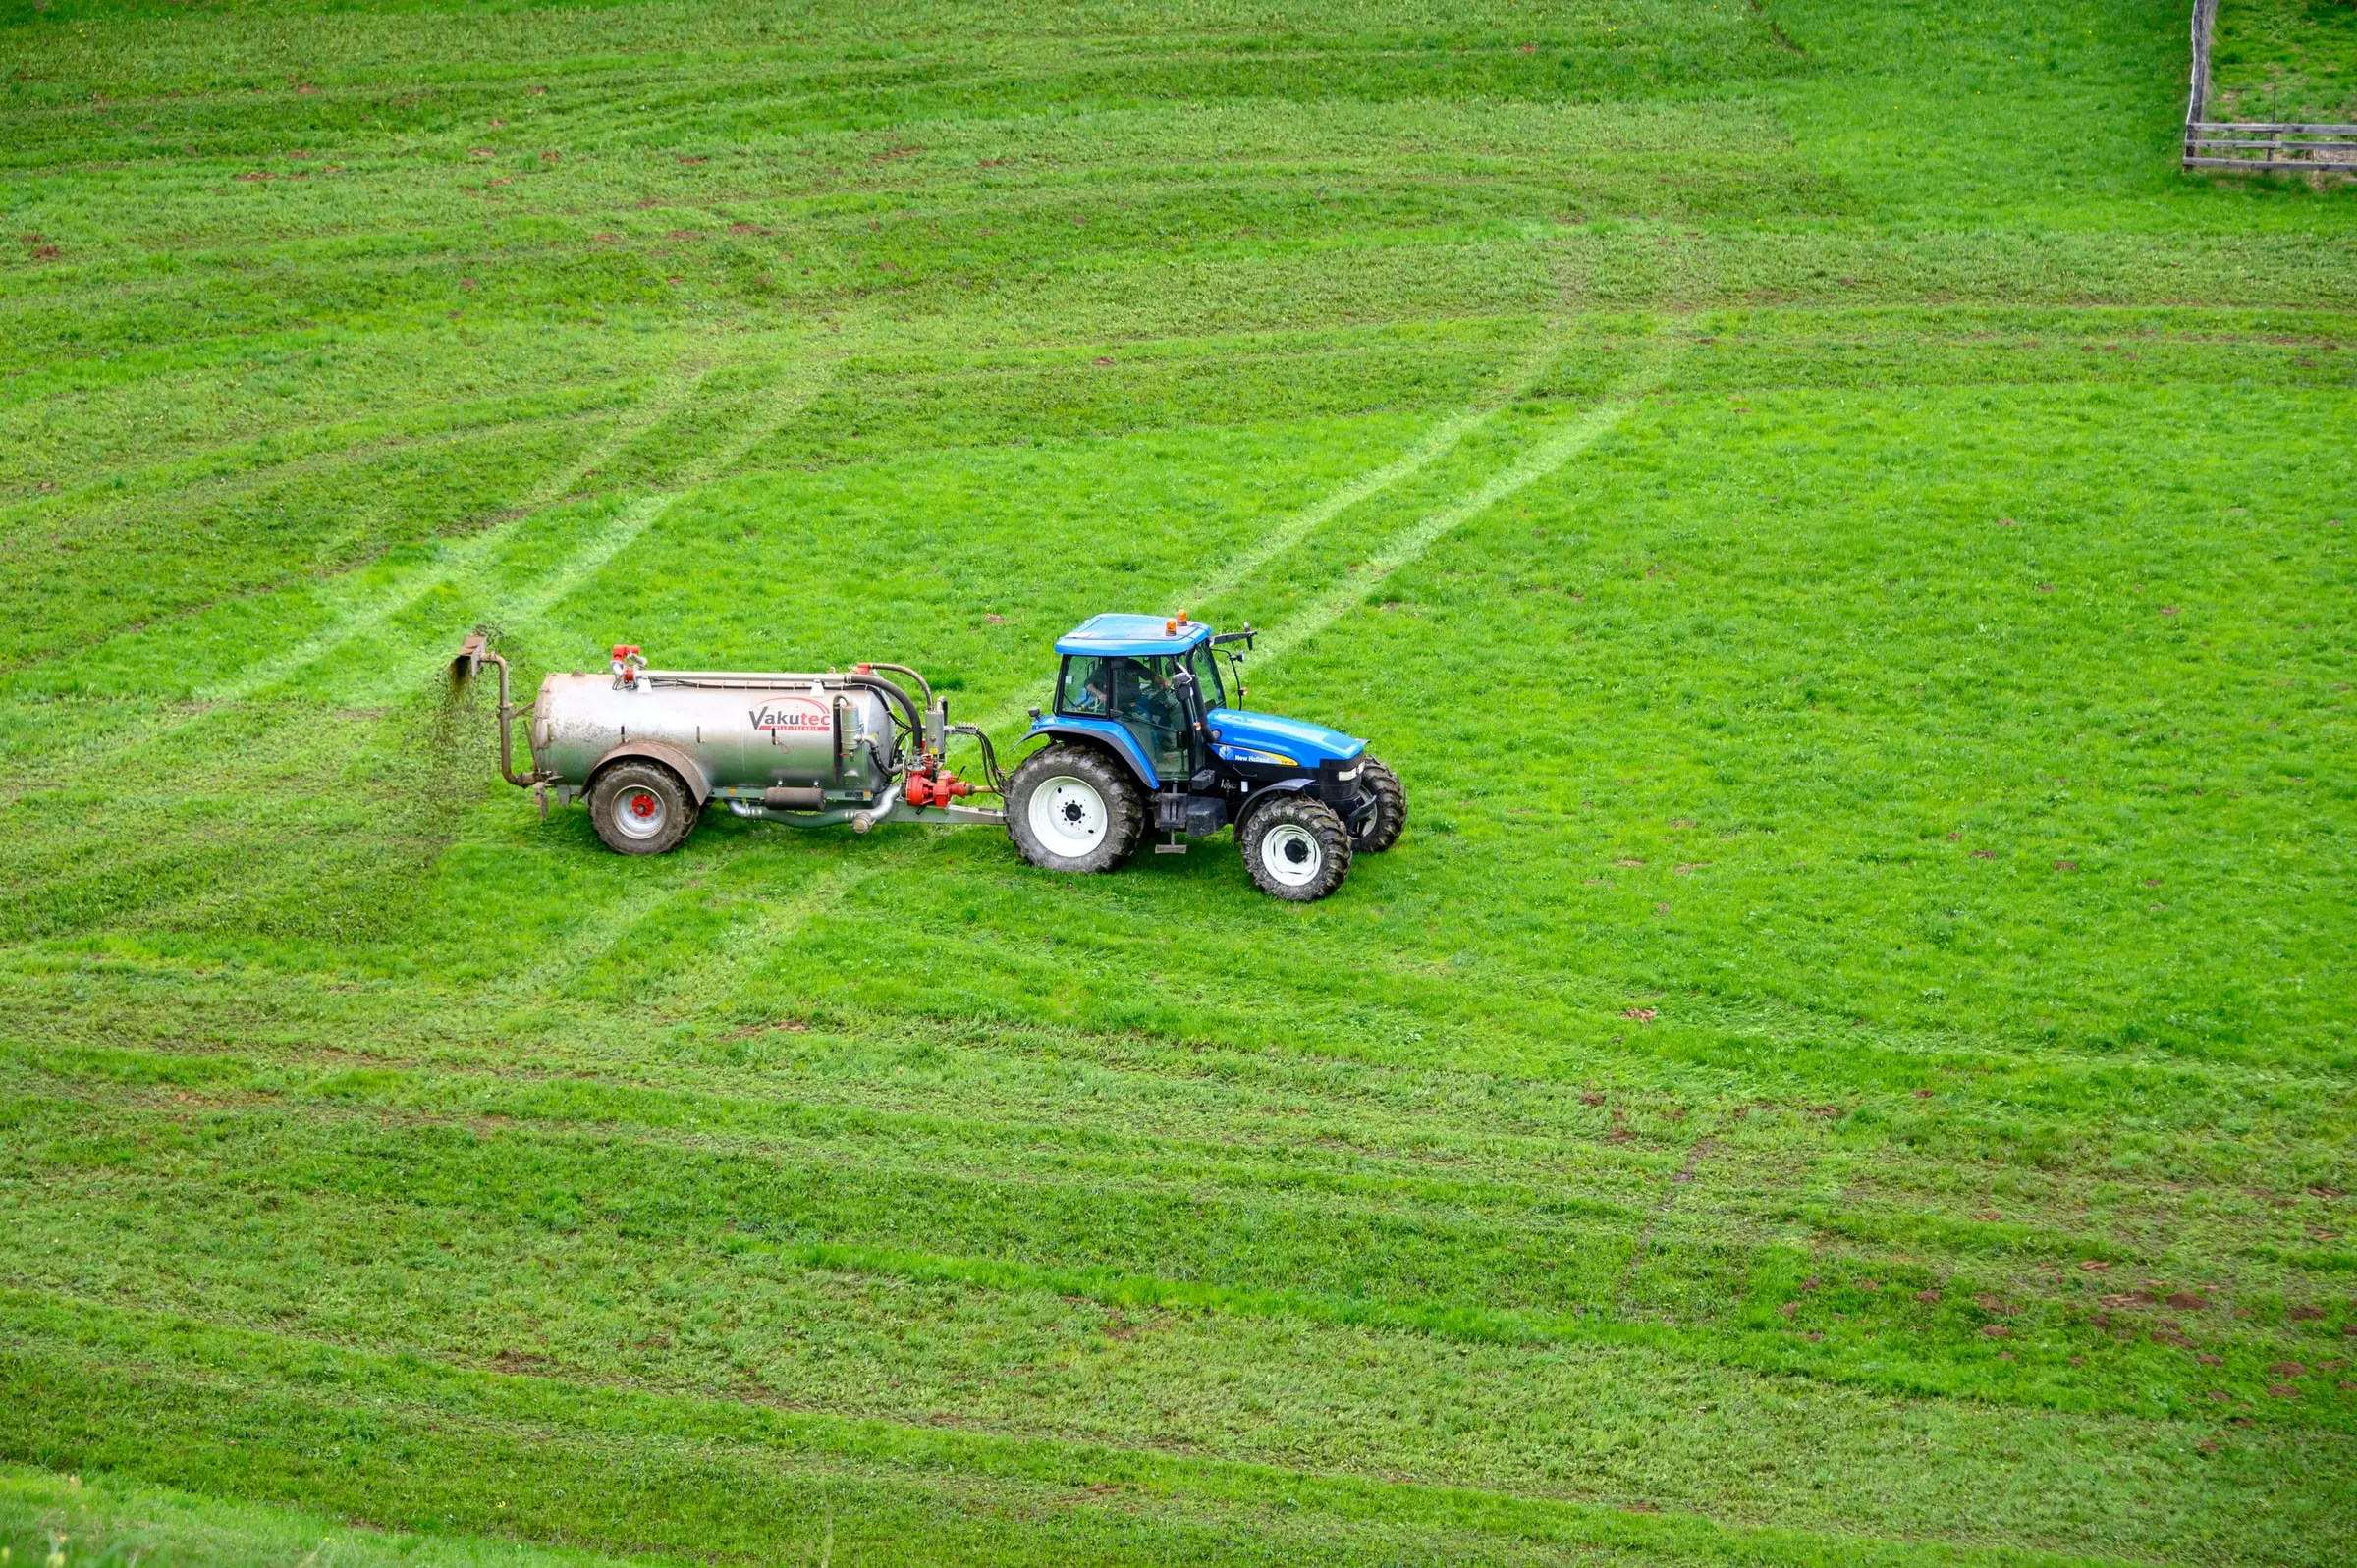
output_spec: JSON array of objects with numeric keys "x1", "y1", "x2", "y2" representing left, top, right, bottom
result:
[{"x1": 612, "y1": 644, "x2": 641, "y2": 660}]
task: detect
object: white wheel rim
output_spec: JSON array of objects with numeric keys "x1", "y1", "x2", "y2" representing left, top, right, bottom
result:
[
  {"x1": 1028, "y1": 774, "x2": 1109, "y2": 856},
  {"x1": 1261, "y1": 822, "x2": 1323, "y2": 887},
  {"x1": 613, "y1": 784, "x2": 669, "y2": 841}
]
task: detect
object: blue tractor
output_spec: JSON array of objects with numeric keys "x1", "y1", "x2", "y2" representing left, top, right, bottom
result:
[{"x1": 1006, "y1": 613, "x2": 1405, "y2": 900}]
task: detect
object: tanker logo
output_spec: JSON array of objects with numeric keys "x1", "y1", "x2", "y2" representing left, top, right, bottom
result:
[{"x1": 750, "y1": 697, "x2": 829, "y2": 732}]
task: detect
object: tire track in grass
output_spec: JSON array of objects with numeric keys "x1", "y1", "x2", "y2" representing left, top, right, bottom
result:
[
  {"x1": 767, "y1": 326, "x2": 1669, "y2": 1006},
  {"x1": 527, "y1": 838, "x2": 902, "y2": 999},
  {"x1": 1173, "y1": 323, "x2": 1575, "y2": 618},
  {"x1": 198, "y1": 355, "x2": 716, "y2": 706},
  {"x1": 1, "y1": 360, "x2": 719, "y2": 852},
  {"x1": 1617, "y1": 1133, "x2": 1726, "y2": 1314},
  {"x1": 638, "y1": 839, "x2": 936, "y2": 1013},
  {"x1": 974, "y1": 317, "x2": 1577, "y2": 733},
  {"x1": 1248, "y1": 326, "x2": 1682, "y2": 674},
  {"x1": 0, "y1": 404, "x2": 614, "y2": 543},
  {"x1": 199, "y1": 340, "x2": 845, "y2": 713},
  {"x1": 440, "y1": 346, "x2": 850, "y2": 664},
  {"x1": 8, "y1": 350, "x2": 849, "y2": 938}
]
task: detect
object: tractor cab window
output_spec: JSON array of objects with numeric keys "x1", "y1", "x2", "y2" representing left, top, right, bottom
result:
[
  {"x1": 1185, "y1": 644, "x2": 1226, "y2": 709},
  {"x1": 1060, "y1": 655, "x2": 1185, "y2": 729},
  {"x1": 1059, "y1": 654, "x2": 1192, "y2": 777}
]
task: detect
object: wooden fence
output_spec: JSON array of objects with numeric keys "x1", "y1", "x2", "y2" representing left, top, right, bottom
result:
[{"x1": 2183, "y1": 0, "x2": 2357, "y2": 175}]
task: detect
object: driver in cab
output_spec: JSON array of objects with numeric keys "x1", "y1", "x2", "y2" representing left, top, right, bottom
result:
[{"x1": 1078, "y1": 657, "x2": 1186, "y2": 738}]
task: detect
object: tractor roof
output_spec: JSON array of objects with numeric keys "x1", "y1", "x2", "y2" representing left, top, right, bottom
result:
[{"x1": 1055, "y1": 613, "x2": 1213, "y2": 658}]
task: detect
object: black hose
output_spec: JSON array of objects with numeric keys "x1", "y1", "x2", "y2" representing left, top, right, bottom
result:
[{"x1": 947, "y1": 723, "x2": 1006, "y2": 794}]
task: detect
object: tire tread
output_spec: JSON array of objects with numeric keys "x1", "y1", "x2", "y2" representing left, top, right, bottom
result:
[
  {"x1": 1005, "y1": 743, "x2": 1145, "y2": 874},
  {"x1": 1238, "y1": 794, "x2": 1352, "y2": 900},
  {"x1": 1353, "y1": 755, "x2": 1406, "y2": 854}
]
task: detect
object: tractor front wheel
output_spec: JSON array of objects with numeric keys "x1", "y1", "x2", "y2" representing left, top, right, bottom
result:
[
  {"x1": 1352, "y1": 755, "x2": 1406, "y2": 854},
  {"x1": 1239, "y1": 795, "x2": 1352, "y2": 901},
  {"x1": 1006, "y1": 743, "x2": 1144, "y2": 874}
]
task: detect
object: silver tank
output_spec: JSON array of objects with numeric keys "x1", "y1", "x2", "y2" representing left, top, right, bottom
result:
[{"x1": 530, "y1": 669, "x2": 900, "y2": 801}]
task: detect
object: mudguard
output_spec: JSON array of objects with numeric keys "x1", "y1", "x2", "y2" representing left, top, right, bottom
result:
[
  {"x1": 1237, "y1": 778, "x2": 1319, "y2": 818},
  {"x1": 1023, "y1": 717, "x2": 1159, "y2": 788},
  {"x1": 588, "y1": 739, "x2": 715, "y2": 804},
  {"x1": 1239, "y1": 776, "x2": 1375, "y2": 838}
]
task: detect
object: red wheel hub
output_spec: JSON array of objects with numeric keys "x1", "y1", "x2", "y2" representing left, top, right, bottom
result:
[{"x1": 629, "y1": 791, "x2": 656, "y2": 817}]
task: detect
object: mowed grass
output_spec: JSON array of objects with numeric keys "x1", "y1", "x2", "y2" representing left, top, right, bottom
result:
[{"x1": 2, "y1": 1, "x2": 2354, "y2": 1565}]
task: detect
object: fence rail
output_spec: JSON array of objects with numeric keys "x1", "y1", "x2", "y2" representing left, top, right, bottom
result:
[{"x1": 2183, "y1": 0, "x2": 2357, "y2": 174}]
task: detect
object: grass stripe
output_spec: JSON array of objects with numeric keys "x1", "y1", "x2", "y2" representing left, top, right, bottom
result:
[
  {"x1": 10, "y1": 1084, "x2": 2339, "y2": 1430},
  {"x1": 0, "y1": 1294, "x2": 2154, "y2": 1568},
  {"x1": 0, "y1": 1467, "x2": 664, "y2": 1568},
  {"x1": 195, "y1": 362, "x2": 716, "y2": 706}
]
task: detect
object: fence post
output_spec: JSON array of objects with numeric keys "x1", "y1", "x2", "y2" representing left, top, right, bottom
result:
[{"x1": 2185, "y1": 0, "x2": 2218, "y2": 167}]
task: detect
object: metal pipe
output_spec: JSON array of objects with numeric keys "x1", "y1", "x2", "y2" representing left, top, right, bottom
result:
[
  {"x1": 860, "y1": 661, "x2": 935, "y2": 711},
  {"x1": 452, "y1": 632, "x2": 537, "y2": 789},
  {"x1": 489, "y1": 650, "x2": 539, "y2": 788}
]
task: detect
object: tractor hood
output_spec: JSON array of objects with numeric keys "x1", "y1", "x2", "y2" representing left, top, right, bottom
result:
[{"x1": 1206, "y1": 708, "x2": 1365, "y2": 768}]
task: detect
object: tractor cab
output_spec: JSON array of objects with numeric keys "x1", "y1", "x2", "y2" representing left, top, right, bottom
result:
[
  {"x1": 1045, "y1": 613, "x2": 1223, "y2": 784},
  {"x1": 1011, "y1": 613, "x2": 1404, "y2": 899}
]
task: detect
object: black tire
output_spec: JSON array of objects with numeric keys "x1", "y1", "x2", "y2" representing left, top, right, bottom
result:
[
  {"x1": 588, "y1": 760, "x2": 697, "y2": 855},
  {"x1": 1005, "y1": 743, "x2": 1144, "y2": 874},
  {"x1": 1352, "y1": 755, "x2": 1406, "y2": 854},
  {"x1": 1238, "y1": 794, "x2": 1352, "y2": 901}
]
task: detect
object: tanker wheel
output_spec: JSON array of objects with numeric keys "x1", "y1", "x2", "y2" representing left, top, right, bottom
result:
[
  {"x1": 1006, "y1": 743, "x2": 1142, "y2": 874},
  {"x1": 1239, "y1": 795, "x2": 1351, "y2": 902},
  {"x1": 588, "y1": 760, "x2": 698, "y2": 856},
  {"x1": 1351, "y1": 755, "x2": 1407, "y2": 854}
]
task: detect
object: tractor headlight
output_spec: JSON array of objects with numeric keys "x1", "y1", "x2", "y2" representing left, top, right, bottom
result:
[{"x1": 1338, "y1": 765, "x2": 1361, "y2": 783}]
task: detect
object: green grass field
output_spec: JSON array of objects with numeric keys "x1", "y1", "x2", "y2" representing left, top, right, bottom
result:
[
  {"x1": 2211, "y1": 0, "x2": 2357, "y2": 123},
  {"x1": 2, "y1": 0, "x2": 2354, "y2": 1563}
]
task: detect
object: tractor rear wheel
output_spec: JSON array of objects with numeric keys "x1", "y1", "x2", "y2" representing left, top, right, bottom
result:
[
  {"x1": 1006, "y1": 743, "x2": 1143, "y2": 874},
  {"x1": 1352, "y1": 755, "x2": 1406, "y2": 854},
  {"x1": 1239, "y1": 795, "x2": 1352, "y2": 901},
  {"x1": 588, "y1": 760, "x2": 698, "y2": 855}
]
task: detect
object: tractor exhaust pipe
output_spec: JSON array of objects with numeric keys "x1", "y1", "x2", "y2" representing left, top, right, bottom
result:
[{"x1": 450, "y1": 631, "x2": 537, "y2": 790}]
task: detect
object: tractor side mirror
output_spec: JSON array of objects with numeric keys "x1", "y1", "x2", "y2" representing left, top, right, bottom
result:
[{"x1": 1171, "y1": 669, "x2": 1201, "y2": 728}]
